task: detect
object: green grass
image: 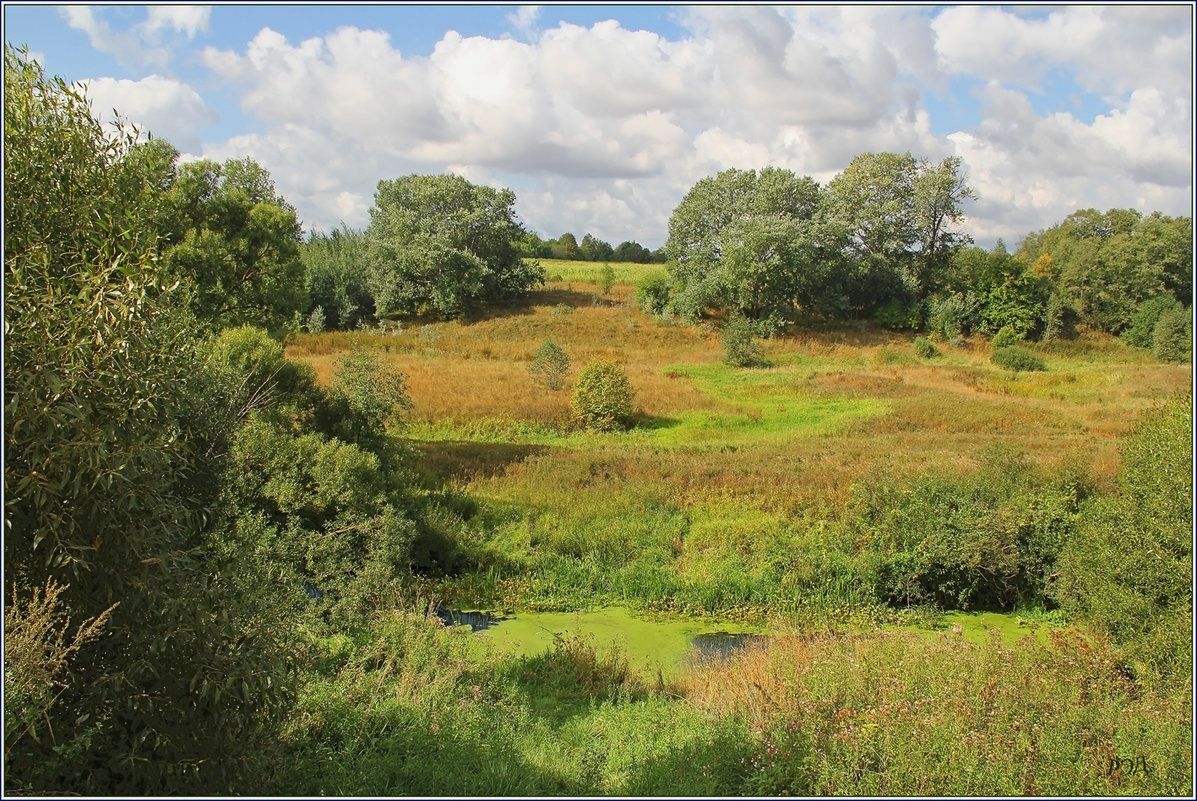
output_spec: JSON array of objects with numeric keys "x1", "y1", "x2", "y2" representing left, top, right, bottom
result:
[
  {"x1": 284, "y1": 303, "x2": 1192, "y2": 797},
  {"x1": 539, "y1": 258, "x2": 666, "y2": 286},
  {"x1": 643, "y1": 362, "x2": 890, "y2": 447}
]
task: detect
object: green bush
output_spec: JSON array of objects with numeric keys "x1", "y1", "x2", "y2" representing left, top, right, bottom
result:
[
  {"x1": 1152, "y1": 308, "x2": 1191, "y2": 363},
  {"x1": 1121, "y1": 295, "x2": 1180, "y2": 349},
  {"x1": 991, "y1": 324, "x2": 1021, "y2": 348},
  {"x1": 1054, "y1": 394, "x2": 1192, "y2": 686},
  {"x1": 874, "y1": 297, "x2": 923, "y2": 331},
  {"x1": 570, "y1": 360, "x2": 635, "y2": 432},
  {"x1": 635, "y1": 273, "x2": 672, "y2": 316},
  {"x1": 927, "y1": 292, "x2": 980, "y2": 340},
  {"x1": 991, "y1": 345, "x2": 1045, "y2": 372},
  {"x1": 722, "y1": 313, "x2": 767, "y2": 367},
  {"x1": 598, "y1": 262, "x2": 616, "y2": 295},
  {"x1": 843, "y1": 447, "x2": 1087, "y2": 610},
  {"x1": 528, "y1": 340, "x2": 571, "y2": 391},
  {"x1": 913, "y1": 336, "x2": 938, "y2": 358}
]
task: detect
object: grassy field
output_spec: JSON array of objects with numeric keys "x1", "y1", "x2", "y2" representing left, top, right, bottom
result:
[{"x1": 281, "y1": 279, "x2": 1192, "y2": 796}]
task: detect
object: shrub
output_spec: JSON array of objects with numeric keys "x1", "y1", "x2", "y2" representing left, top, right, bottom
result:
[
  {"x1": 528, "y1": 340, "x2": 571, "y2": 391},
  {"x1": 1152, "y1": 308, "x2": 1191, "y2": 363},
  {"x1": 927, "y1": 292, "x2": 980, "y2": 340},
  {"x1": 305, "y1": 305, "x2": 326, "y2": 333},
  {"x1": 571, "y1": 360, "x2": 635, "y2": 432},
  {"x1": 722, "y1": 313, "x2": 767, "y2": 368},
  {"x1": 1121, "y1": 295, "x2": 1180, "y2": 349},
  {"x1": 635, "y1": 273, "x2": 672, "y2": 316},
  {"x1": 874, "y1": 297, "x2": 922, "y2": 331},
  {"x1": 913, "y1": 336, "x2": 938, "y2": 358},
  {"x1": 991, "y1": 324, "x2": 1021, "y2": 349},
  {"x1": 1040, "y1": 291, "x2": 1077, "y2": 343},
  {"x1": 598, "y1": 262, "x2": 616, "y2": 295},
  {"x1": 1054, "y1": 394, "x2": 1192, "y2": 686},
  {"x1": 991, "y1": 345, "x2": 1045, "y2": 372}
]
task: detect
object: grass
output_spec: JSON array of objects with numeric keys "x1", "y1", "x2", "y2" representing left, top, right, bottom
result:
[{"x1": 280, "y1": 292, "x2": 1192, "y2": 797}]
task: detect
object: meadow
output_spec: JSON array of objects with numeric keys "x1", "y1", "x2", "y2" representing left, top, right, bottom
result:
[{"x1": 277, "y1": 261, "x2": 1193, "y2": 796}]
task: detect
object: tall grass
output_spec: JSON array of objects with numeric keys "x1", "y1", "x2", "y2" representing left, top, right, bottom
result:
[{"x1": 682, "y1": 629, "x2": 1192, "y2": 796}]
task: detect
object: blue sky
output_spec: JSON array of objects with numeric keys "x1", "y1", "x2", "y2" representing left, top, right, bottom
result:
[{"x1": 4, "y1": 4, "x2": 1192, "y2": 249}]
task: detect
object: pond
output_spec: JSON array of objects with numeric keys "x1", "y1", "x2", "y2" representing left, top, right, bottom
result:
[
  {"x1": 436, "y1": 606, "x2": 1058, "y2": 681},
  {"x1": 437, "y1": 606, "x2": 761, "y2": 681}
]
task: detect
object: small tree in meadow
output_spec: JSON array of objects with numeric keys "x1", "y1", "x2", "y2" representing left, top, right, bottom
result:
[
  {"x1": 570, "y1": 360, "x2": 635, "y2": 432},
  {"x1": 528, "y1": 340, "x2": 570, "y2": 391},
  {"x1": 598, "y1": 262, "x2": 616, "y2": 295}
]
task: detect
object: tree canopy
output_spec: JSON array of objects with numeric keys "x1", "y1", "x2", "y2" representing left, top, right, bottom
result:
[
  {"x1": 4, "y1": 45, "x2": 294, "y2": 794},
  {"x1": 365, "y1": 173, "x2": 543, "y2": 319},
  {"x1": 665, "y1": 166, "x2": 825, "y2": 324},
  {"x1": 159, "y1": 153, "x2": 308, "y2": 332}
]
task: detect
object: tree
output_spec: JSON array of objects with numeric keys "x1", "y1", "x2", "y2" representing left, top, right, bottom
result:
[
  {"x1": 912, "y1": 156, "x2": 976, "y2": 293},
  {"x1": 365, "y1": 174, "x2": 543, "y2": 319},
  {"x1": 665, "y1": 166, "x2": 825, "y2": 323},
  {"x1": 528, "y1": 340, "x2": 571, "y2": 391},
  {"x1": 613, "y1": 240, "x2": 653, "y2": 263},
  {"x1": 1016, "y1": 208, "x2": 1183, "y2": 333},
  {"x1": 1152, "y1": 309, "x2": 1192, "y2": 363},
  {"x1": 550, "y1": 231, "x2": 581, "y2": 260},
  {"x1": 825, "y1": 151, "x2": 974, "y2": 301},
  {"x1": 4, "y1": 47, "x2": 293, "y2": 794},
  {"x1": 302, "y1": 225, "x2": 374, "y2": 330},
  {"x1": 580, "y1": 232, "x2": 614, "y2": 261},
  {"x1": 160, "y1": 155, "x2": 308, "y2": 332}
]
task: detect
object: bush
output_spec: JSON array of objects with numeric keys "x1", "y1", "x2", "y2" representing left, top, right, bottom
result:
[
  {"x1": 305, "y1": 305, "x2": 326, "y2": 333},
  {"x1": 635, "y1": 273, "x2": 672, "y2": 316},
  {"x1": 1040, "y1": 291, "x2": 1077, "y2": 343},
  {"x1": 722, "y1": 313, "x2": 767, "y2": 367},
  {"x1": 598, "y1": 263, "x2": 616, "y2": 295},
  {"x1": 1121, "y1": 295, "x2": 1180, "y2": 349},
  {"x1": 1152, "y1": 308, "x2": 1191, "y2": 363},
  {"x1": 913, "y1": 336, "x2": 938, "y2": 358},
  {"x1": 528, "y1": 340, "x2": 571, "y2": 391},
  {"x1": 874, "y1": 297, "x2": 923, "y2": 331},
  {"x1": 927, "y1": 292, "x2": 980, "y2": 340},
  {"x1": 991, "y1": 346, "x2": 1045, "y2": 372},
  {"x1": 991, "y1": 324, "x2": 1021, "y2": 348},
  {"x1": 1054, "y1": 394, "x2": 1192, "y2": 686},
  {"x1": 571, "y1": 360, "x2": 635, "y2": 432}
]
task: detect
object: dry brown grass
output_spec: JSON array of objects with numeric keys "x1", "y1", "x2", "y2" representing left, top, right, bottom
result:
[{"x1": 287, "y1": 294, "x2": 1190, "y2": 509}]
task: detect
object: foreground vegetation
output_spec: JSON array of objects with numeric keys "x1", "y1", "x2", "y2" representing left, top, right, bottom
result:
[{"x1": 5, "y1": 45, "x2": 1191, "y2": 796}]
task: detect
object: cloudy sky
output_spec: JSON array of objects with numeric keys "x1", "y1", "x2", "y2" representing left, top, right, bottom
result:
[{"x1": 6, "y1": 3, "x2": 1192, "y2": 249}]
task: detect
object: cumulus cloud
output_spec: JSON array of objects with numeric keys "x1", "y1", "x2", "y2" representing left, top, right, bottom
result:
[
  {"x1": 80, "y1": 75, "x2": 218, "y2": 154},
  {"x1": 506, "y1": 5, "x2": 541, "y2": 39},
  {"x1": 182, "y1": 6, "x2": 1189, "y2": 248},
  {"x1": 60, "y1": 5, "x2": 211, "y2": 70}
]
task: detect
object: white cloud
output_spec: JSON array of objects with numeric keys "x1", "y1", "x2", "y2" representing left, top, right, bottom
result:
[
  {"x1": 141, "y1": 6, "x2": 210, "y2": 39},
  {"x1": 182, "y1": 8, "x2": 1189, "y2": 248},
  {"x1": 59, "y1": 5, "x2": 211, "y2": 70},
  {"x1": 80, "y1": 75, "x2": 218, "y2": 154},
  {"x1": 506, "y1": 5, "x2": 540, "y2": 39}
]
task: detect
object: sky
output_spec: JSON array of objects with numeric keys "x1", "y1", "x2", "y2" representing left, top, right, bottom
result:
[{"x1": 4, "y1": 3, "x2": 1193, "y2": 250}]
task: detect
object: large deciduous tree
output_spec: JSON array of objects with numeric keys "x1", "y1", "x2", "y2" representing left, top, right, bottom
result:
[
  {"x1": 365, "y1": 173, "x2": 543, "y2": 319},
  {"x1": 825, "y1": 152, "x2": 974, "y2": 304},
  {"x1": 160, "y1": 155, "x2": 308, "y2": 332},
  {"x1": 665, "y1": 166, "x2": 826, "y2": 324},
  {"x1": 3, "y1": 46, "x2": 293, "y2": 794}
]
